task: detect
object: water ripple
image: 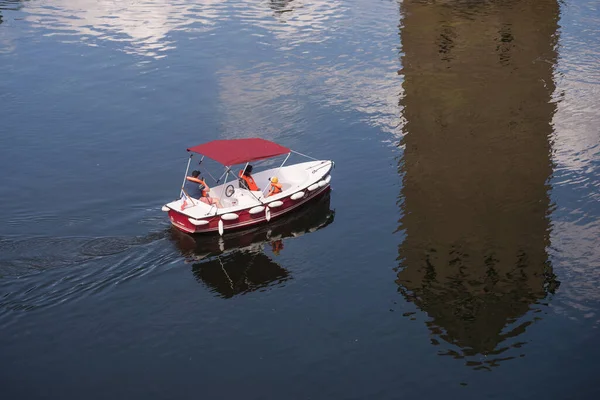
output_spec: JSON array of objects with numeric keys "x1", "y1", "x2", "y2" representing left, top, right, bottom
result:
[
  {"x1": 0, "y1": 232, "x2": 173, "y2": 323},
  {"x1": 236, "y1": 0, "x2": 347, "y2": 49},
  {"x1": 19, "y1": 0, "x2": 228, "y2": 58},
  {"x1": 548, "y1": 0, "x2": 600, "y2": 322},
  {"x1": 1, "y1": 0, "x2": 404, "y2": 139}
]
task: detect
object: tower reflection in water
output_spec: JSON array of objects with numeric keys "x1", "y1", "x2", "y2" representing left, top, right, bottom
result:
[
  {"x1": 170, "y1": 194, "x2": 335, "y2": 299},
  {"x1": 396, "y1": 0, "x2": 561, "y2": 369}
]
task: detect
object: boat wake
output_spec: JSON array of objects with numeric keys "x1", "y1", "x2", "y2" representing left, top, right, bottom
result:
[
  {"x1": 0, "y1": 230, "x2": 173, "y2": 324},
  {"x1": 0, "y1": 194, "x2": 336, "y2": 322}
]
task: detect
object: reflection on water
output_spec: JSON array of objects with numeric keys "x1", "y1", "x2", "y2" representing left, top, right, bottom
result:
[
  {"x1": 547, "y1": 0, "x2": 600, "y2": 318},
  {"x1": 0, "y1": 0, "x2": 22, "y2": 26},
  {"x1": 214, "y1": 0, "x2": 402, "y2": 140},
  {"x1": 170, "y1": 194, "x2": 335, "y2": 298},
  {"x1": 0, "y1": 0, "x2": 21, "y2": 11},
  {"x1": 396, "y1": 0, "x2": 561, "y2": 370},
  {"x1": 269, "y1": 0, "x2": 294, "y2": 16},
  {"x1": 191, "y1": 251, "x2": 291, "y2": 299},
  {"x1": 11, "y1": 0, "x2": 346, "y2": 58},
  {"x1": 1, "y1": 0, "x2": 403, "y2": 138},
  {"x1": 230, "y1": 0, "x2": 345, "y2": 47},
  {"x1": 21, "y1": 0, "x2": 227, "y2": 58},
  {"x1": 0, "y1": 0, "x2": 599, "y2": 395}
]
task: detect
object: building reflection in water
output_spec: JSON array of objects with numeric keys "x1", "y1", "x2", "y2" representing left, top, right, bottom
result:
[
  {"x1": 396, "y1": 0, "x2": 561, "y2": 369},
  {"x1": 170, "y1": 194, "x2": 335, "y2": 299}
]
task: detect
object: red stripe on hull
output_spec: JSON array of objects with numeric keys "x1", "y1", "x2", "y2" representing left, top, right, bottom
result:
[{"x1": 168, "y1": 186, "x2": 331, "y2": 234}]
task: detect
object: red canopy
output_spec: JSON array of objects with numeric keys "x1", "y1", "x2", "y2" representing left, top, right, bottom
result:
[{"x1": 187, "y1": 138, "x2": 290, "y2": 166}]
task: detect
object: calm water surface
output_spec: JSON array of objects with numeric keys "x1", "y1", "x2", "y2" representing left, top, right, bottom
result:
[{"x1": 1, "y1": 0, "x2": 599, "y2": 398}]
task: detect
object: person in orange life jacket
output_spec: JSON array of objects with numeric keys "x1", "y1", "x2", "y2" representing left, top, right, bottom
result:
[
  {"x1": 186, "y1": 170, "x2": 222, "y2": 208},
  {"x1": 267, "y1": 176, "x2": 282, "y2": 197},
  {"x1": 238, "y1": 164, "x2": 259, "y2": 191}
]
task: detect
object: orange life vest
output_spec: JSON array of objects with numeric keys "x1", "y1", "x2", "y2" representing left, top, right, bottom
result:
[
  {"x1": 238, "y1": 170, "x2": 258, "y2": 191},
  {"x1": 267, "y1": 182, "x2": 282, "y2": 197},
  {"x1": 186, "y1": 176, "x2": 209, "y2": 197}
]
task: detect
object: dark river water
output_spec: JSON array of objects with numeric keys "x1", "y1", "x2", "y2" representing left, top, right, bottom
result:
[{"x1": 1, "y1": 0, "x2": 599, "y2": 398}]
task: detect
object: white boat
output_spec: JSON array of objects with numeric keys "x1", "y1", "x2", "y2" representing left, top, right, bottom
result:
[{"x1": 162, "y1": 138, "x2": 334, "y2": 235}]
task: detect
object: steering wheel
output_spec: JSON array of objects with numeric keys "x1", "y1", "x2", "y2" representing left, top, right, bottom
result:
[{"x1": 225, "y1": 185, "x2": 235, "y2": 197}]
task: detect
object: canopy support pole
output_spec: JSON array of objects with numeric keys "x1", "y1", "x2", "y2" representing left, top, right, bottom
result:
[
  {"x1": 205, "y1": 169, "x2": 219, "y2": 184},
  {"x1": 277, "y1": 152, "x2": 291, "y2": 175},
  {"x1": 220, "y1": 167, "x2": 265, "y2": 205},
  {"x1": 238, "y1": 162, "x2": 251, "y2": 190},
  {"x1": 215, "y1": 169, "x2": 228, "y2": 184},
  {"x1": 180, "y1": 154, "x2": 193, "y2": 197},
  {"x1": 239, "y1": 162, "x2": 267, "y2": 205},
  {"x1": 180, "y1": 187, "x2": 197, "y2": 206},
  {"x1": 198, "y1": 155, "x2": 220, "y2": 183},
  {"x1": 262, "y1": 152, "x2": 290, "y2": 197},
  {"x1": 218, "y1": 167, "x2": 231, "y2": 206},
  {"x1": 291, "y1": 150, "x2": 318, "y2": 161}
]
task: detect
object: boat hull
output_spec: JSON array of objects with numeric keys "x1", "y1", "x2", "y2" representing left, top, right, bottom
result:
[{"x1": 168, "y1": 184, "x2": 331, "y2": 234}]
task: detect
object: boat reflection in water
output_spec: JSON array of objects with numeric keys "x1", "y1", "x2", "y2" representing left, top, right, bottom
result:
[{"x1": 170, "y1": 194, "x2": 335, "y2": 298}]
